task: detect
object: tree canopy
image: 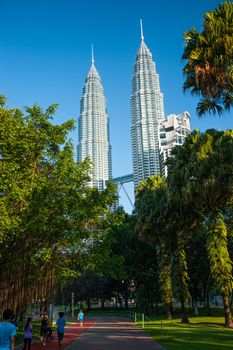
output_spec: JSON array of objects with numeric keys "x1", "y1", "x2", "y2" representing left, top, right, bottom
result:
[
  {"x1": 0, "y1": 98, "x2": 120, "y2": 313},
  {"x1": 182, "y1": 1, "x2": 233, "y2": 116}
]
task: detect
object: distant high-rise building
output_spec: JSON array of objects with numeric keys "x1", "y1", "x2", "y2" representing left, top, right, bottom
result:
[
  {"x1": 160, "y1": 111, "x2": 191, "y2": 177},
  {"x1": 77, "y1": 47, "x2": 112, "y2": 191},
  {"x1": 131, "y1": 20, "x2": 165, "y2": 188}
]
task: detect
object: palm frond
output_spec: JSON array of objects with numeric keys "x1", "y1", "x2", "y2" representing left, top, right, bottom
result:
[
  {"x1": 197, "y1": 99, "x2": 223, "y2": 117},
  {"x1": 182, "y1": 1, "x2": 233, "y2": 117},
  {"x1": 222, "y1": 90, "x2": 233, "y2": 111}
]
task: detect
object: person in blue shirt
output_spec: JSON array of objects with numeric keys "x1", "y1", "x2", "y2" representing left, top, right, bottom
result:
[
  {"x1": 56, "y1": 312, "x2": 66, "y2": 346},
  {"x1": 78, "y1": 310, "x2": 84, "y2": 327},
  {"x1": 0, "y1": 309, "x2": 17, "y2": 350}
]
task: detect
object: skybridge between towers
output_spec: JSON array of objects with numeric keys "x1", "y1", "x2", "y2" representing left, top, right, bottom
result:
[{"x1": 111, "y1": 174, "x2": 134, "y2": 208}]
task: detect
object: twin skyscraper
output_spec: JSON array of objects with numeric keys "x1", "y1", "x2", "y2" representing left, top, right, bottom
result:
[
  {"x1": 77, "y1": 21, "x2": 190, "y2": 192},
  {"x1": 77, "y1": 45, "x2": 112, "y2": 191}
]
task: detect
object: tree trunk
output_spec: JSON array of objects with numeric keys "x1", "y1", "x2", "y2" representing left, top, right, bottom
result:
[
  {"x1": 124, "y1": 289, "x2": 129, "y2": 310},
  {"x1": 166, "y1": 303, "x2": 173, "y2": 320},
  {"x1": 223, "y1": 295, "x2": 233, "y2": 328},
  {"x1": 87, "y1": 297, "x2": 91, "y2": 311},
  {"x1": 100, "y1": 284, "x2": 105, "y2": 311},
  {"x1": 206, "y1": 294, "x2": 211, "y2": 316},
  {"x1": 118, "y1": 294, "x2": 123, "y2": 310},
  {"x1": 181, "y1": 298, "x2": 189, "y2": 323},
  {"x1": 101, "y1": 298, "x2": 105, "y2": 311},
  {"x1": 124, "y1": 297, "x2": 128, "y2": 310},
  {"x1": 155, "y1": 301, "x2": 159, "y2": 314}
]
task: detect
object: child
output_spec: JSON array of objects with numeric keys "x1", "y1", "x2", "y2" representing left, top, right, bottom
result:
[
  {"x1": 78, "y1": 310, "x2": 84, "y2": 327},
  {"x1": 56, "y1": 312, "x2": 66, "y2": 346},
  {"x1": 23, "y1": 317, "x2": 32, "y2": 350}
]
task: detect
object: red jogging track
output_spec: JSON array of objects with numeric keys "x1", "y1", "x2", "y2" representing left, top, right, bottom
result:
[{"x1": 31, "y1": 321, "x2": 94, "y2": 350}]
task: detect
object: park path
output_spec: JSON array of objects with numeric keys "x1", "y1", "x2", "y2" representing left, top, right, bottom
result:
[
  {"x1": 17, "y1": 316, "x2": 165, "y2": 350},
  {"x1": 20, "y1": 320, "x2": 94, "y2": 350},
  {"x1": 66, "y1": 316, "x2": 165, "y2": 350}
]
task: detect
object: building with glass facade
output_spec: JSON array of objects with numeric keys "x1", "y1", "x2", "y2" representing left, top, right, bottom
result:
[
  {"x1": 77, "y1": 49, "x2": 112, "y2": 191},
  {"x1": 130, "y1": 20, "x2": 165, "y2": 188}
]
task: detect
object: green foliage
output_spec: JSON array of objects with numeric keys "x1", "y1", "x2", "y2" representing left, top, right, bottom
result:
[
  {"x1": 0, "y1": 100, "x2": 120, "y2": 312},
  {"x1": 182, "y1": 1, "x2": 233, "y2": 116},
  {"x1": 135, "y1": 175, "x2": 192, "y2": 318},
  {"x1": 207, "y1": 212, "x2": 233, "y2": 296},
  {"x1": 157, "y1": 243, "x2": 173, "y2": 306},
  {"x1": 167, "y1": 128, "x2": 233, "y2": 326},
  {"x1": 133, "y1": 128, "x2": 233, "y2": 325},
  {"x1": 0, "y1": 95, "x2": 7, "y2": 107}
]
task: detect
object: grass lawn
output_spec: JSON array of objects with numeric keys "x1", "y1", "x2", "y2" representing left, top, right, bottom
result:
[
  {"x1": 140, "y1": 315, "x2": 233, "y2": 350},
  {"x1": 88, "y1": 307, "x2": 233, "y2": 349}
]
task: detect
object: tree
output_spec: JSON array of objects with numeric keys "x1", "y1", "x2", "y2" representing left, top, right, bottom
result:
[
  {"x1": 135, "y1": 176, "x2": 174, "y2": 319},
  {"x1": 186, "y1": 226, "x2": 211, "y2": 313},
  {"x1": 0, "y1": 99, "x2": 120, "y2": 314},
  {"x1": 136, "y1": 175, "x2": 195, "y2": 322},
  {"x1": 182, "y1": 2, "x2": 233, "y2": 116},
  {"x1": 167, "y1": 129, "x2": 233, "y2": 327}
]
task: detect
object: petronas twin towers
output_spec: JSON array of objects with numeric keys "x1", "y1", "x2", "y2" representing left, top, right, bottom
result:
[
  {"x1": 77, "y1": 47, "x2": 112, "y2": 191},
  {"x1": 131, "y1": 20, "x2": 165, "y2": 188},
  {"x1": 77, "y1": 21, "x2": 165, "y2": 191}
]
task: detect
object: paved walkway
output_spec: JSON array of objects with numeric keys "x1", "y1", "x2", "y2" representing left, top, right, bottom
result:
[
  {"x1": 20, "y1": 320, "x2": 94, "y2": 350},
  {"x1": 66, "y1": 316, "x2": 165, "y2": 350},
  {"x1": 18, "y1": 316, "x2": 165, "y2": 350}
]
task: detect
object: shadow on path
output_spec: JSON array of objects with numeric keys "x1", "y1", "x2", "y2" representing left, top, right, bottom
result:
[{"x1": 66, "y1": 316, "x2": 165, "y2": 350}]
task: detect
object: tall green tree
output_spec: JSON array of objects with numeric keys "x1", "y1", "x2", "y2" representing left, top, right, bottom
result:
[
  {"x1": 0, "y1": 98, "x2": 119, "y2": 313},
  {"x1": 135, "y1": 176, "x2": 174, "y2": 319},
  {"x1": 168, "y1": 129, "x2": 233, "y2": 327},
  {"x1": 186, "y1": 226, "x2": 211, "y2": 313},
  {"x1": 182, "y1": 2, "x2": 233, "y2": 116},
  {"x1": 136, "y1": 175, "x2": 193, "y2": 322},
  {"x1": 121, "y1": 214, "x2": 160, "y2": 314}
]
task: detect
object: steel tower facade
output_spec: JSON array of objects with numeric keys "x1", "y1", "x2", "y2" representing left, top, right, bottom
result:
[
  {"x1": 77, "y1": 48, "x2": 112, "y2": 191},
  {"x1": 131, "y1": 20, "x2": 165, "y2": 188}
]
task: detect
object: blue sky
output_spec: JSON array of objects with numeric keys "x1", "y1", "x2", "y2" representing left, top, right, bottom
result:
[{"x1": 0, "y1": 0, "x2": 232, "y2": 212}]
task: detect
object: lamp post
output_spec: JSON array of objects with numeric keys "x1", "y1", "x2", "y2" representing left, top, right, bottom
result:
[
  {"x1": 71, "y1": 292, "x2": 74, "y2": 318},
  {"x1": 32, "y1": 299, "x2": 35, "y2": 315},
  {"x1": 38, "y1": 299, "x2": 41, "y2": 314},
  {"x1": 42, "y1": 298, "x2": 45, "y2": 313}
]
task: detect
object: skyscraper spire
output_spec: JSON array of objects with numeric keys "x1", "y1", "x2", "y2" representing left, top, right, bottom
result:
[
  {"x1": 91, "y1": 44, "x2": 94, "y2": 65},
  {"x1": 140, "y1": 18, "x2": 144, "y2": 42},
  {"x1": 131, "y1": 21, "x2": 165, "y2": 188},
  {"x1": 77, "y1": 49, "x2": 112, "y2": 191}
]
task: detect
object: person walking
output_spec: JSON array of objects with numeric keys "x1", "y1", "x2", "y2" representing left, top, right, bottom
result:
[
  {"x1": 77, "y1": 310, "x2": 84, "y2": 327},
  {"x1": 47, "y1": 320, "x2": 53, "y2": 341},
  {"x1": 40, "y1": 314, "x2": 49, "y2": 346},
  {"x1": 56, "y1": 312, "x2": 66, "y2": 346},
  {"x1": 0, "y1": 309, "x2": 17, "y2": 350},
  {"x1": 23, "y1": 317, "x2": 32, "y2": 350}
]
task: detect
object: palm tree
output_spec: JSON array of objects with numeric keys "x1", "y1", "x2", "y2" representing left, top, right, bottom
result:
[
  {"x1": 182, "y1": 2, "x2": 233, "y2": 116},
  {"x1": 135, "y1": 176, "x2": 174, "y2": 319},
  {"x1": 135, "y1": 176, "x2": 191, "y2": 322},
  {"x1": 168, "y1": 129, "x2": 233, "y2": 327}
]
